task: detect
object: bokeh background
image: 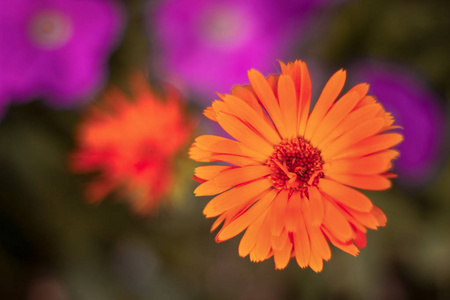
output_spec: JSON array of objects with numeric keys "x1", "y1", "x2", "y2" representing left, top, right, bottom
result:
[{"x1": 1, "y1": 0, "x2": 449, "y2": 299}]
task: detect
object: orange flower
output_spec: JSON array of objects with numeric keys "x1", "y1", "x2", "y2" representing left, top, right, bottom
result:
[
  {"x1": 189, "y1": 60, "x2": 402, "y2": 271},
  {"x1": 71, "y1": 75, "x2": 193, "y2": 214}
]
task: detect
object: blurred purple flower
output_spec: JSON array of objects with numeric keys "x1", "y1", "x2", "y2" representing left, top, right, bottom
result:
[
  {"x1": 150, "y1": 0, "x2": 324, "y2": 103},
  {"x1": 0, "y1": 0, "x2": 124, "y2": 116},
  {"x1": 352, "y1": 61, "x2": 446, "y2": 185}
]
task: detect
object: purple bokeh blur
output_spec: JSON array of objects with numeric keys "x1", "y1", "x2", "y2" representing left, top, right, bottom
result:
[
  {"x1": 149, "y1": 0, "x2": 328, "y2": 103},
  {"x1": 0, "y1": 0, "x2": 124, "y2": 117},
  {"x1": 352, "y1": 61, "x2": 447, "y2": 185}
]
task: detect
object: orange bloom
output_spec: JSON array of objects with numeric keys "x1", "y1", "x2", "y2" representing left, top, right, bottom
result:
[
  {"x1": 189, "y1": 60, "x2": 402, "y2": 271},
  {"x1": 71, "y1": 75, "x2": 193, "y2": 214}
]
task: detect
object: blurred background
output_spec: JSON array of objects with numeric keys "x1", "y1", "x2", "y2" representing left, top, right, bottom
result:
[{"x1": 0, "y1": 0, "x2": 449, "y2": 299}]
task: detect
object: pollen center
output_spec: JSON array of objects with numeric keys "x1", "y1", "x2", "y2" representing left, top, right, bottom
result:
[
  {"x1": 267, "y1": 138, "x2": 324, "y2": 194},
  {"x1": 28, "y1": 10, "x2": 73, "y2": 49}
]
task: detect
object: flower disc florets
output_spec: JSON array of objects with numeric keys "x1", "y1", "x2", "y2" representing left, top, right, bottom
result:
[{"x1": 267, "y1": 138, "x2": 323, "y2": 194}]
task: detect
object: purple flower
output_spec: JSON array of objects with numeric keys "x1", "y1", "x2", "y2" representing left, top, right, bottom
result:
[
  {"x1": 351, "y1": 61, "x2": 447, "y2": 185},
  {"x1": 149, "y1": 0, "x2": 322, "y2": 103},
  {"x1": 0, "y1": 0, "x2": 124, "y2": 116}
]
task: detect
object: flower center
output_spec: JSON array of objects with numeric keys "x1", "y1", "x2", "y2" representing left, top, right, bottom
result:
[
  {"x1": 199, "y1": 4, "x2": 253, "y2": 47},
  {"x1": 28, "y1": 10, "x2": 73, "y2": 49},
  {"x1": 267, "y1": 138, "x2": 324, "y2": 194}
]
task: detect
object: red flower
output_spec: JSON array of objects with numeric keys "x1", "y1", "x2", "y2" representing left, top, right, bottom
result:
[{"x1": 71, "y1": 75, "x2": 193, "y2": 214}]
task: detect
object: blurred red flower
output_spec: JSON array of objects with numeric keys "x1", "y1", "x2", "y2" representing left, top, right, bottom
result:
[{"x1": 71, "y1": 75, "x2": 193, "y2": 214}]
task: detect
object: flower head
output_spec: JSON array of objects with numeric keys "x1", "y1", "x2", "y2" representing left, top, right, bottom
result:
[
  {"x1": 150, "y1": 0, "x2": 320, "y2": 102},
  {"x1": 0, "y1": 0, "x2": 124, "y2": 116},
  {"x1": 190, "y1": 60, "x2": 402, "y2": 271},
  {"x1": 71, "y1": 75, "x2": 193, "y2": 214}
]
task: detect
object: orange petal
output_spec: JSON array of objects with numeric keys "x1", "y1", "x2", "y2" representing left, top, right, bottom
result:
[
  {"x1": 220, "y1": 94, "x2": 281, "y2": 145},
  {"x1": 323, "y1": 227, "x2": 359, "y2": 256},
  {"x1": 325, "y1": 173, "x2": 392, "y2": 191},
  {"x1": 279, "y1": 60, "x2": 311, "y2": 135},
  {"x1": 328, "y1": 204, "x2": 368, "y2": 233},
  {"x1": 188, "y1": 146, "x2": 213, "y2": 161},
  {"x1": 216, "y1": 113, "x2": 275, "y2": 157},
  {"x1": 203, "y1": 106, "x2": 217, "y2": 122},
  {"x1": 321, "y1": 118, "x2": 386, "y2": 159},
  {"x1": 303, "y1": 196, "x2": 330, "y2": 263},
  {"x1": 190, "y1": 144, "x2": 260, "y2": 166},
  {"x1": 194, "y1": 165, "x2": 271, "y2": 196},
  {"x1": 194, "y1": 165, "x2": 232, "y2": 181},
  {"x1": 293, "y1": 217, "x2": 311, "y2": 268},
  {"x1": 238, "y1": 213, "x2": 265, "y2": 257},
  {"x1": 271, "y1": 228, "x2": 289, "y2": 250},
  {"x1": 353, "y1": 95, "x2": 377, "y2": 110},
  {"x1": 230, "y1": 85, "x2": 259, "y2": 110},
  {"x1": 278, "y1": 60, "x2": 288, "y2": 70},
  {"x1": 285, "y1": 192, "x2": 302, "y2": 232},
  {"x1": 278, "y1": 74, "x2": 298, "y2": 138},
  {"x1": 267, "y1": 75, "x2": 279, "y2": 95},
  {"x1": 280, "y1": 60, "x2": 300, "y2": 93},
  {"x1": 322, "y1": 200, "x2": 353, "y2": 242},
  {"x1": 207, "y1": 154, "x2": 260, "y2": 167},
  {"x1": 333, "y1": 133, "x2": 403, "y2": 160},
  {"x1": 231, "y1": 84, "x2": 273, "y2": 124},
  {"x1": 311, "y1": 83, "x2": 369, "y2": 147},
  {"x1": 217, "y1": 202, "x2": 255, "y2": 231},
  {"x1": 252, "y1": 215, "x2": 273, "y2": 262},
  {"x1": 309, "y1": 250, "x2": 324, "y2": 273},
  {"x1": 248, "y1": 69, "x2": 288, "y2": 137},
  {"x1": 344, "y1": 207, "x2": 380, "y2": 230},
  {"x1": 273, "y1": 241, "x2": 293, "y2": 270},
  {"x1": 319, "y1": 178, "x2": 373, "y2": 212},
  {"x1": 308, "y1": 187, "x2": 325, "y2": 226},
  {"x1": 323, "y1": 149, "x2": 399, "y2": 175},
  {"x1": 203, "y1": 179, "x2": 272, "y2": 217},
  {"x1": 269, "y1": 190, "x2": 289, "y2": 236},
  {"x1": 371, "y1": 205, "x2": 387, "y2": 226},
  {"x1": 210, "y1": 214, "x2": 226, "y2": 232},
  {"x1": 308, "y1": 226, "x2": 331, "y2": 261},
  {"x1": 192, "y1": 135, "x2": 266, "y2": 161},
  {"x1": 217, "y1": 189, "x2": 277, "y2": 241},
  {"x1": 298, "y1": 61, "x2": 312, "y2": 136},
  {"x1": 304, "y1": 69, "x2": 347, "y2": 140},
  {"x1": 318, "y1": 102, "x2": 383, "y2": 149}
]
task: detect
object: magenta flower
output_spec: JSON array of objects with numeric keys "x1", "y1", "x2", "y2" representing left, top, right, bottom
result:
[
  {"x1": 0, "y1": 0, "x2": 124, "y2": 116},
  {"x1": 149, "y1": 0, "x2": 322, "y2": 103},
  {"x1": 351, "y1": 61, "x2": 446, "y2": 185}
]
